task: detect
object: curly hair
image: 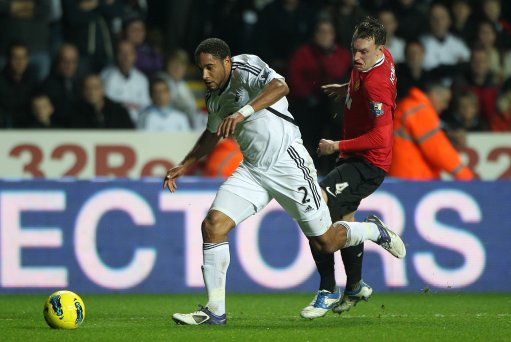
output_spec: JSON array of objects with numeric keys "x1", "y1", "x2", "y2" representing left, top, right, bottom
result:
[{"x1": 194, "y1": 38, "x2": 231, "y2": 63}]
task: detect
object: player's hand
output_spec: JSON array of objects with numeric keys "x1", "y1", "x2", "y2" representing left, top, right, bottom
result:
[
  {"x1": 321, "y1": 84, "x2": 345, "y2": 102},
  {"x1": 217, "y1": 112, "x2": 245, "y2": 138},
  {"x1": 317, "y1": 139, "x2": 339, "y2": 156},
  {"x1": 163, "y1": 165, "x2": 187, "y2": 192}
]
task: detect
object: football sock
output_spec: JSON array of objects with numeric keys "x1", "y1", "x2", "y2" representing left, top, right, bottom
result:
[
  {"x1": 340, "y1": 243, "x2": 364, "y2": 292},
  {"x1": 202, "y1": 242, "x2": 230, "y2": 316},
  {"x1": 336, "y1": 221, "x2": 380, "y2": 247},
  {"x1": 309, "y1": 241, "x2": 336, "y2": 293}
]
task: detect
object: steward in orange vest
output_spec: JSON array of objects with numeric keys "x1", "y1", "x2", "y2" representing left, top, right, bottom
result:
[{"x1": 389, "y1": 85, "x2": 473, "y2": 180}]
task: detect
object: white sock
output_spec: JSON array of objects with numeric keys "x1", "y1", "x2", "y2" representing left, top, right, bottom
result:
[
  {"x1": 335, "y1": 221, "x2": 380, "y2": 247},
  {"x1": 202, "y1": 242, "x2": 230, "y2": 316}
]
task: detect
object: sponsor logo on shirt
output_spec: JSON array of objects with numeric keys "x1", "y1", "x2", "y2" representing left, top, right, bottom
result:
[{"x1": 369, "y1": 101, "x2": 384, "y2": 116}]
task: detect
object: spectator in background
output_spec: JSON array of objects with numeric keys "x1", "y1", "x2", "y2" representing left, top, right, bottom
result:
[
  {"x1": 390, "y1": 0, "x2": 427, "y2": 41},
  {"x1": 453, "y1": 46, "x2": 500, "y2": 128},
  {"x1": 62, "y1": 0, "x2": 122, "y2": 73},
  {"x1": 448, "y1": 91, "x2": 487, "y2": 132},
  {"x1": 73, "y1": 74, "x2": 133, "y2": 128},
  {"x1": 395, "y1": 39, "x2": 430, "y2": 100},
  {"x1": 0, "y1": 0, "x2": 51, "y2": 81},
  {"x1": 480, "y1": 0, "x2": 511, "y2": 49},
  {"x1": 443, "y1": 91, "x2": 486, "y2": 149},
  {"x1": 330, "y1": 0, "x2": 368, "y2": 49},
  {"x1": 378, "y1": 8, "x2": 405, "y2": 63},
  {"x1": 287, "y1": 18, "x2": 351, "y2": 173},
  {"x1": 255, "y1": 0, "x2": 315, "y2": 75},
  {"x1": 101, "y1": 40, "x2": 150, "y2": 124},
  {"x1": 420, "y1": 3, "x2": 470, "y2": 74},
  {"x1": 450, "y1": 0, "x2": 476, "y2": 46},
  {"x1": 156, "y1": 48, "x2": 202, "y2": 129},
  {"x1": 39, "y1": 43, "x2": 80, "y2": 126},
  {"x1": 390, "y1": 82, "x2": 473, "y2": 180},
  {"x1": 490, "y1": 80, "x2": 511, "y2": 131},
  {"x1": 122, "y1": 17, "x2": 163, "y2": 77},
  {"x1": 0, "y1": 42, "x2": 36, "y2": 128},
  {"x1": 137, "y1": 78, "x2": 190, "y2": 132},
  {"x1": 475, "y1": 19, "x2": 505, "y2": 82},
  {"x1": 27, "y1": 93, "x2": 64, "y2": 128}
]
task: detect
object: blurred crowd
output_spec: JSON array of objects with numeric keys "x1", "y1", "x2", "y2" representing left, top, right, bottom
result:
[{"x1": 1, "y1": 0, "x2": 511, "y2": 171}]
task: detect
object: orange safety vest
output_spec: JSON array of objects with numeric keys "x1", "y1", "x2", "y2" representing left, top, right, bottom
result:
[
  {"x1": 389, "y1": 87, "x2": 473, "y2": 180},
  {"x1": 203, "y1": 138, "x2": 243, "y2": 177}
]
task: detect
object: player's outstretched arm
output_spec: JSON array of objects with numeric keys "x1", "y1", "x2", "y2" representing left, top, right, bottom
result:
[
  {"x1": 163, "y1": 129, "x2": 221, "y2": 192},
  {"x1": 217, "y1": 79, "x2": 289, "y2": 138},
  {"x1": 321, "y1": 83, "x2": 349, "y2": 102},
  {"x1": 317, "y1": 139, "x2": 339, "y2": 156}
]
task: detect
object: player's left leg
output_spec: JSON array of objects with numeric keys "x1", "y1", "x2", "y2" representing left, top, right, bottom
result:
[
  {"x1": 172, "y1": 209, "x2": 236, "y2": 325},
  {"x1": 172, "y1": 165, "x2": 272, "y2": 325}
]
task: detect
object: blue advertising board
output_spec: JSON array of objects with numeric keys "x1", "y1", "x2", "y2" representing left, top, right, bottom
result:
[{"x1": 0, "y1": 178, "x2": 509, "y2": 293}]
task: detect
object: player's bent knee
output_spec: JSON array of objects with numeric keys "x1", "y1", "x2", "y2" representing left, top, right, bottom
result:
[
  {"x1": 201, "y1": 210, "x2": 235, "y2": 243},
  {"x1": 309, "y1": 235, "x2": 338, "y2": 254}
]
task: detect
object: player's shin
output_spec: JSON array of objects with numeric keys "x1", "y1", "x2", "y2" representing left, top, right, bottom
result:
[
  {"x1": 309, "y1": 241, "x2": 336, "y2": 293},
  {"x1": 202, "y1": 242, "x2": 230, "y2": 316},
  {"x1": 341, "y1": 244, "x2": 364, "y2": 291},
  {"x1": 335, "y1": 221, "x2": 380, "y2": 248}
]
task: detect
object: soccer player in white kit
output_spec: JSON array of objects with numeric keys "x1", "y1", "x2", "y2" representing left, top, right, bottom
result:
[{"x1": 164, "y1": 38, "x2": 405, "y2": 325}]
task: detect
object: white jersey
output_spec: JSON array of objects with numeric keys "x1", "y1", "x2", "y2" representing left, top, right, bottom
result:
[
  {"x1": 137, "y1": 104, "x2": 191, "y2": 132},
  {"x1": 206, "y1": 54, "x2": 301, "y2": 170},
  {"x1": 100, "y1": 66, "x2": 151, "y2": 123}
]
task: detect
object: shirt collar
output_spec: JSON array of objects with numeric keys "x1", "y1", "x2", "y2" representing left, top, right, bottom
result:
[{"x1": 360, "y1": 53, "x2": 385, "y2": 73}]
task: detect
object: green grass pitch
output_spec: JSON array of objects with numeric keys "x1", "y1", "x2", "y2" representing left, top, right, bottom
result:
[{"x1": 1, "y1": 292, "x2": 510, "y2": 341}]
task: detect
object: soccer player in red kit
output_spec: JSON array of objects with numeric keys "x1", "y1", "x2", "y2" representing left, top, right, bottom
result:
[{"x1": 301, "y1": 17, "x2": 400, "y2": 319}]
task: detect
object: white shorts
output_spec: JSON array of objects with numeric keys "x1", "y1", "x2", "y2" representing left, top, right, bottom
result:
[{"x1": 210, "y1": 141, "x2": 332, "y2": 236}]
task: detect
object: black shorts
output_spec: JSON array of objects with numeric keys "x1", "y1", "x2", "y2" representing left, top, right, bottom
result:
[{"x1": 319, "y1": 158, "x2": 386, "y2": 220}]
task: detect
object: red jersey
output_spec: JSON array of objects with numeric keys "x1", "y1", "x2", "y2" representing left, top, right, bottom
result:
[{"x1": 339, "y1": 47, "x2": 396, "y2": 172}]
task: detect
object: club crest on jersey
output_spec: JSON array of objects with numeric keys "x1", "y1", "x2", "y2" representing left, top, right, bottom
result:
[
  {"x1": 234, "y1": 89, "x2": 241, "y2": 102},
  {"x1": 354, "y1": 80, "x2": 360, "y2": 91},
  {"x1": 369, "y1": 101, "x2": 384, "y2": 116}
]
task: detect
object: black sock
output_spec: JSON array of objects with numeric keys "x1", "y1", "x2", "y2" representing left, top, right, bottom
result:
[
  {"x1": 309, "y1": 242, "x2": 336, "y2": 293},
  {"x1": 341, "y1": 243, "x2": 364, "y2": 292}
]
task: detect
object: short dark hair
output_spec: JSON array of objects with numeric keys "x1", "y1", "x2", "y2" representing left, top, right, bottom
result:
[
  {"x1": 352, "y1": 17, "x2": 386, "y2": 46},
  {"x1": 122, "y1": 16, "x2": 144, "y2": 33},
  {"x1": 194, "y1": 38, "x2": 231, "y2": 63},
  {"x1": 149, "y1": 77, "x2": 168, "y2": 93},
  {"x1": 5, "y1": 40, "x2": 28, "y2": 59},
  {"x1": 420, "y1": 78, "x2": 450, "y2": 94},
  {"x1": 404, "y1": 39, "x2": 424, "y2": 53}
]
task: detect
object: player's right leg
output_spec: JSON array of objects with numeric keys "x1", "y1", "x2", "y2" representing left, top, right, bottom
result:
[{"x1": 172, "y1": 165, "x2": 271, "y2": 325}]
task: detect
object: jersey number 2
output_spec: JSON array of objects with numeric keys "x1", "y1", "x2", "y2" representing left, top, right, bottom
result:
[{"x1": 298, "y1": 186, "x2": 310, "y2": 204}]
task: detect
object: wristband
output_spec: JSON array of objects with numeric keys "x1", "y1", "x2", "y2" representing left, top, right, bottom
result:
[{"x1": 238, "y1": 104, "x2": 255, "y2": 118}]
